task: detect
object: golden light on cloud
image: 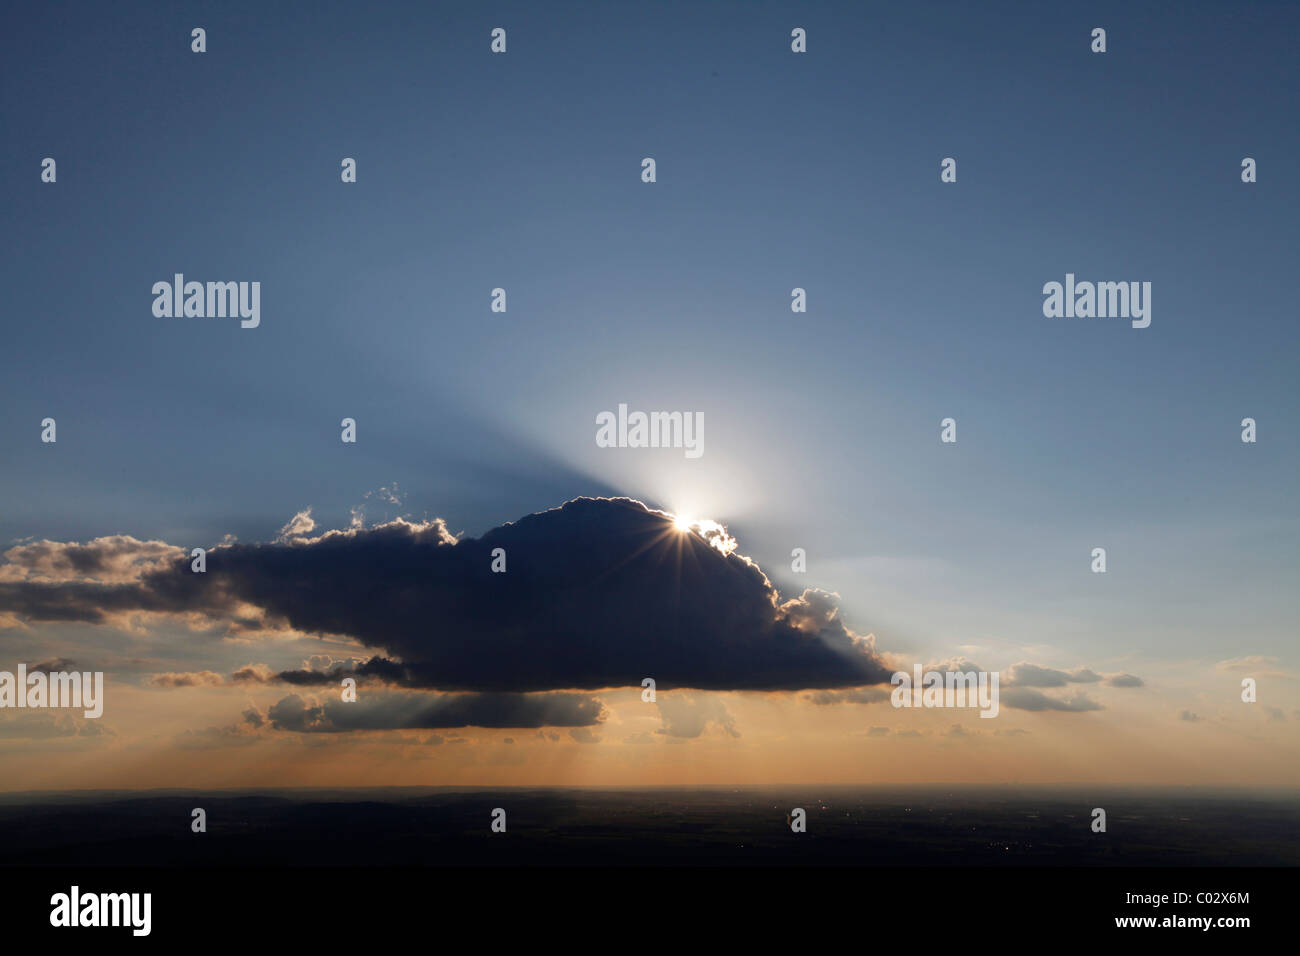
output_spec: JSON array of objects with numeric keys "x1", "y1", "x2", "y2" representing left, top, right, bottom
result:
[{"x1": 669, "y1": 512, "x2": 738, "y2": 556}]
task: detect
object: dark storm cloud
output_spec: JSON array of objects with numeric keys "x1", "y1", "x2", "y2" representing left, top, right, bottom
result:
[
  {"x1": 266, "y1": 691, "x2": 603, "y2": 732},
  {"x1": 0, "y1": 498, "x2": 891, "y2": 693}
]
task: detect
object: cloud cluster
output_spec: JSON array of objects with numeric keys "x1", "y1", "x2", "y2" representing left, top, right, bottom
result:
[
  {"x1": 808, "y1": 659, "x2": 1143, "y2": 714},
  {"x1": 0, "y1": 536, "x2": 183, "y2": 584},
  {"x1": 999, "y1": 661, "x2": 1146, "y2": 706}
]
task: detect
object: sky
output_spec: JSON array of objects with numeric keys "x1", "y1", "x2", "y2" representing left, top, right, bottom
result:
[{"x1": 0, "y1": 0, "x2": 1297, "y2": 789}]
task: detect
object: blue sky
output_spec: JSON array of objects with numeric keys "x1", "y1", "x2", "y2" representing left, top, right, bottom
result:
[{"x1": 2, "y1": 0, "x2": 1297, "y2": 683}]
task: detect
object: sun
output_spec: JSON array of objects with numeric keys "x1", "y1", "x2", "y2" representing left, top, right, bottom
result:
[{"x1": 665, "y1": 512, "x2": 739, "y2": 556}]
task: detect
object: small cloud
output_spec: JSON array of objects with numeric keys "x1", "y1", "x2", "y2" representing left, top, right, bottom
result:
[
  {"x1": 365, "y1": 483, "x2": 406, "y2": 507},
  {"x1": 805, "y1": 686, "x2": 891, "y2": 706},
  {"x1": 1180, "y1": 710, "x2": 1200, "y2": 722},
  {"x1": 1005, "y1": 663, "x2": 1103, "y2": 687},
  {"x1": 1215, "y1": 656, "x2": 1289, "y2": 678},
  {"x1": 924, "y1": 657, "x2": 984, "y2": 674},
  {"x1": 231, "y1": 663, "x2": 274, "y2": 683},
  {"x1": 1215, "y1": 656, "x2": 1276, "y2": 672},
  {"x1": 569, "y1": 727, "x2": 601, "y2": 744},
  {"x1": 1105, "y1": 673, "x2": 1144, "y2": 688},
  {"x1": 275, "y1": 508, "x2": 316, "y2": 542},
  {"x1": 655, "y1": 693, "x2": 739, "y2": 739},
  {"x1": 1002, "y1": 687, "x2": 1103, "y2": 712},
  {"x1": 149, "y1": 670, "x2": 224, "y2": 688}
]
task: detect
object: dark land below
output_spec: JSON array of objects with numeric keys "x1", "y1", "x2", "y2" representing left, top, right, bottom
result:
[{"x1": 1, "y1": 786, "x2": 1295, "y2": 866}]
